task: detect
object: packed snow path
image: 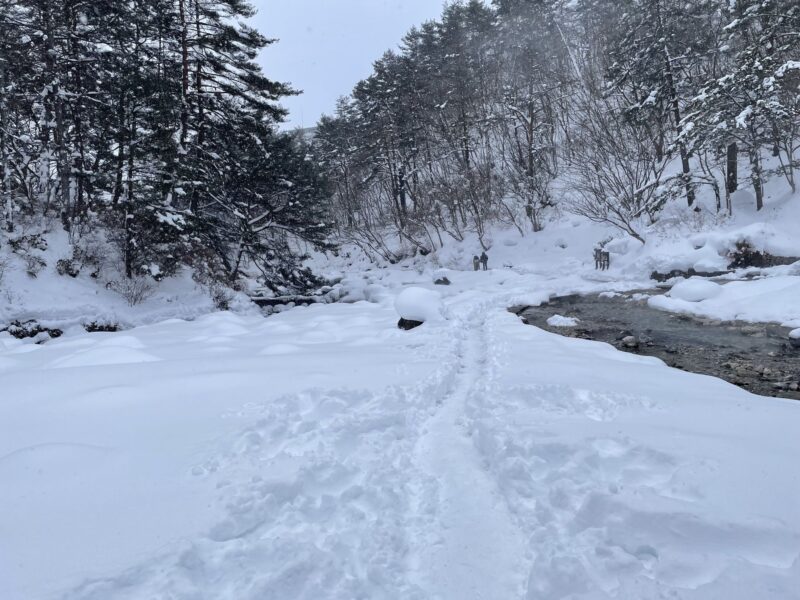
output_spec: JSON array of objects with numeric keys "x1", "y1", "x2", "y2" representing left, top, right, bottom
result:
[
  {"x1": 412, "y1": 312, "x2": 526, "y2": 598},
  {"x1": 1, "y1": 270, "x2": 800, "y2": 599}
]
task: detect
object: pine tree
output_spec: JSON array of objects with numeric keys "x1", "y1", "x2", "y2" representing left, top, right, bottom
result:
[
  {"x1": 685, "y1": 0, "x2": 800, "y2": 210},
  {"x1": 602, "y1": 0, "x2": 721, "y2": 207},
  {"x1": 0, "y1": 0, "x2": 331, "y2": 292}
]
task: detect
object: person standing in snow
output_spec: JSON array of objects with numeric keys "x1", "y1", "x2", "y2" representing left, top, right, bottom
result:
[
  {"x1": 480, "y1": 252, "x2": 489, "y2": 271},
  {"x1": 473, "y1": 255, "x2": 480, "y2": 271}
]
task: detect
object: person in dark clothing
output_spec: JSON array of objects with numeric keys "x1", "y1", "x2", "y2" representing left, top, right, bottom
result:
[
  {"x1": 480, "y1": 252, "x2": 489, "y2": 271},
  {"x1": 473, "y1": 255, "x2": 480, "y2": 271}
]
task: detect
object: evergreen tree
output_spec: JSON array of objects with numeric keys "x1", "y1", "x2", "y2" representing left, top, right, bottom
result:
[
  {"x1": 0, "y1": 0, "x2": 332, "y2": 293},
  {"x1": 685, "y1": 0, "x2": 800, "y2": 210}
]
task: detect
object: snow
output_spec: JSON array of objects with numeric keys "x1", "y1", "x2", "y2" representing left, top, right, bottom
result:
[
  {"x1": 0, "y1": 229, "x2": 258, "y2": 332},
  {"x1": 790, "y1": 328, "x2": 800, "y2": 339},
  {"x1": 0, "y1": 305, "x2": 443, "y2": 600},
  {"x1": 650, "y1": 275, "x2": 800, "y2": 328},
  {"x1": 668, "y1": 277, "x2": 723, "y2": 302},
  {"x1": 735, "y1": 105, "x2": 753, "y2": 128},
  {"x1": 3, "y1": 248, "x2": 800, "y2": 599},
  {"x1": 776, "y1": 60, "x2": 800, "y2": 77},
  {"x1": 2, "y1": 179, "x2": 800, "y2": 600},
  {"x1": 547, "y1": 314, "x2": 580, "y2": 327},
  {"x1": 394, "y1": 286, "x2": 443, "y2": 322}
]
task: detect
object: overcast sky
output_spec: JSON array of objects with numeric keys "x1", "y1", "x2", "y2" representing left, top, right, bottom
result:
[{"x1": 252, "y1": 0, "x2": 448, "y2": 130}]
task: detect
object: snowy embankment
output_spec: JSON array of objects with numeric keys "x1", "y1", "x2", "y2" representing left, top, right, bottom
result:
[
  {"x1": 2, "y1": 261, "x2": 799, "y2": 600},
  {"x1": 0, "y1": 229, "x2": 260, "y2": 333},
  {"x1": 650, "y1": 272, "x2": 800, "y2": 328}
]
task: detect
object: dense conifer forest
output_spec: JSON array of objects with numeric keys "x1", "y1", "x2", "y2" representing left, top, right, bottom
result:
[{"x1": 0, "y1": 0, "x2": 332, "y2": 297}]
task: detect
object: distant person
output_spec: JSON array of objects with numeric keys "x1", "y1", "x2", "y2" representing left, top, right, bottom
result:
[
  {"x1": 473, "y1": 255, "x2": 480, "y2": 271},
  {"x1": 480, "y1": 252, "x2": 489, "y2": 271}
]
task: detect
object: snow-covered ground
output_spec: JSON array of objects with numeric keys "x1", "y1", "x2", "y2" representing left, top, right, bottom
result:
[
  {"x1": 0, "y1": 229, "x2": 258, "y2": 333},
  {"x1": 3, "y1": 252, "x2": 800, "y2": 599},
  {"x1": 3, "y1": 190, "x2": 800, "y2": 599}
]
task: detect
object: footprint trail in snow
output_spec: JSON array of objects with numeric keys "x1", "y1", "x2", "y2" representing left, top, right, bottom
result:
[
  {"x1": 4, "y1": 287, "x2": 798, "y2": 600},
  {"x1": 412, "y1": 315, "x2": 526, "y2": 599}
]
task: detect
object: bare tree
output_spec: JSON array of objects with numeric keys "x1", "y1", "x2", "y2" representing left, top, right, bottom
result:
[{"x1": 567, "y1": 93, "x2": 668, "y2": 244}]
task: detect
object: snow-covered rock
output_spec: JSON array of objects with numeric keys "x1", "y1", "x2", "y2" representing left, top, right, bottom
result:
[
  {"x1": 621, "y1": 335, "x2": 639, "y2": 348},
  {"x1": 546, "y1": 314, "x2": 579, "y2": 328},
  {"x1": 668, "y1": 277, "x2": 723, "y2": 302},
  {"x1": 394, "y1": 287, "x2": 443, "y2": 323},
  {"x1": 790, "y1": 328, "x2": 800, "y2": 340}
]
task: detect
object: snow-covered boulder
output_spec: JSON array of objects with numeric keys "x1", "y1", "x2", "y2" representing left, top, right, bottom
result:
[
  {"x1": 790, "y1": 328, "x2": 800, "y2": 340},
  {"x1": 668, "y1": 278, "x2": 723, "y2": 303},
  {"x1": 394, "y1": 287, "x2": 443, "y2": 323},
  {"x1": 546, "y1": 314, "x2": 579, "y2": 328}
]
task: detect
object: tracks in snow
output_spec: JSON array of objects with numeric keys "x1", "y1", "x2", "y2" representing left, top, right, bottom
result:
[{"x1": 411, "y1": 311, "x2": 527, "y2": 600}]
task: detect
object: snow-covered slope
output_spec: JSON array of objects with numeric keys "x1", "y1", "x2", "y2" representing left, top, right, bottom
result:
[
  {"x1": 2, "y1": 260, "x2": 799, "y2": 599},
  {"x1": 0, "y1": 229, "x2": 260, "y2": 332},
  {"x1": 324, "y1": 183, "x2": 800, "y2": 283}
]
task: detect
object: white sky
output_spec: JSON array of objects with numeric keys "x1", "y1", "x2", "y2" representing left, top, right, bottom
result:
[{"x1": 252, "y1": 0, "x2": 448, "y2": 130}]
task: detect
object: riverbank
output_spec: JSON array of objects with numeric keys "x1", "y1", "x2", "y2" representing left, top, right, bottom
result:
[{"x1": 517, "y1": 290, "x2": 800, "y2": 400}]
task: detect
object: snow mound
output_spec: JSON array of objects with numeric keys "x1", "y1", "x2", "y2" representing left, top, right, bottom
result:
[
  {"x1": 730, "y1": 188, "x2": 756, "y2": 208},
  {"x1": 650, "y1": 275, "x2": 800, "y2": 327},
  {"x1": 790, "y1": 328, "x2": 800, "y2": 340},
  {"x1": 394, "y1": 287, "x2": 443, "y2": 323},
  {"x1": 668, "y1": 278, "x2": 723, "y2": 302},
  {"x1": 547, "y1": 314, "x2": 580, "y2": 328},
  {"x1": 694, "y1": 222, "x2": 800, "y2": 262}
]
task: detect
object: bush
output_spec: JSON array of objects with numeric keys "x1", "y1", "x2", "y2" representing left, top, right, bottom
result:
[
  {"x1": 8, "y1": 233, "x2": 48, "y2": 254},
  {"x1": 209, "y1": 283, "x2": 234, "y2": 310},
  {"x1": 73, "y1": 235, "x2": 106, "y2": 278},
  {"x1": 24, "y1": 255, "x2": 46, "y2": 278},
  {"x1": 84, "y1": 321, "x2": 120, "y2": 333},
  {"x1": 110, "y1": 277, "x2": 155, "y2": 306},
  {"x1": 726, "y1": 241, "x2": 798, "y2": 269},
  {"x1": 56, "y1": 258, "x2": 81, "y2": 278}
]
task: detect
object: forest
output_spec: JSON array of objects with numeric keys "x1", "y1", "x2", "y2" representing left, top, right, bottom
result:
[
  {"x1": 0, "y1": 0, "x2": 331, "y2": 299},
  {"x1": 0, "y1": 0, "x2": 798, "y2": 293},
  {"x1": 315, "y1": 0, "x2": 800, "y2": 259}
]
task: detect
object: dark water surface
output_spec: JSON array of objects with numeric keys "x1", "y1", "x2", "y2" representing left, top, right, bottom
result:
[{"x1": 516, "y1": 292, "x2": 800, "y2": 400}]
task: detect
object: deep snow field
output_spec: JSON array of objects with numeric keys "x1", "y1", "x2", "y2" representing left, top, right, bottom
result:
[{"x1": 2, "y1": 190, "x2": 800, "y2": 599}]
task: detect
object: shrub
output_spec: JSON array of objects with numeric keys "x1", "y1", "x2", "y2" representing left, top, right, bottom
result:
[
  {"x1": 56, "y1": 258, "x2": 81, "y2": 278},
  {"x1": 24, "y1": 255, "x2": 46, "y2": 278},
  {"x1": 110, "y1": 277, "x2": 155, "y2": 306}
]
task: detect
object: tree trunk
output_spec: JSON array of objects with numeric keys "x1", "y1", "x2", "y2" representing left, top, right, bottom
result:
[
  {"x1": 69, "y1": 2, "x2": 86, "y2": 231},
  {"x1": 191, "y1": 0, "x2": 205, "y2": 214},
  {"x1": 112, "y1": 94, "x2": 127, "y2": 205},
  {"x1": 749, "y1": 146, "x2": 764, "y2": 211},
  {"x1": 398, "y1": 163, "x2": 407, "y2": 217},
  {"x1": 655, "y1": 1, "x2": 695, "y2": 206},
  {"x1": 726, "y1": 142, "x2": 738, "y2": 194},
  {"x1": 178, "y1": 0, "x2": 190, "y2": 151},
  {"x1": 0, "y1": 64, "x2": 12, "y2": 232},
  {"x1": 39, "y1": 3, "x2": 55, "y2": 213},
  {"x1": 125, "y1": 107, "x2": 136, "y2": 278}
]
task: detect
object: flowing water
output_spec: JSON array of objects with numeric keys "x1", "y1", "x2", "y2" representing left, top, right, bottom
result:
[{"x1": 515, "y1": 292, "x2": 800, "y2": 400}]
